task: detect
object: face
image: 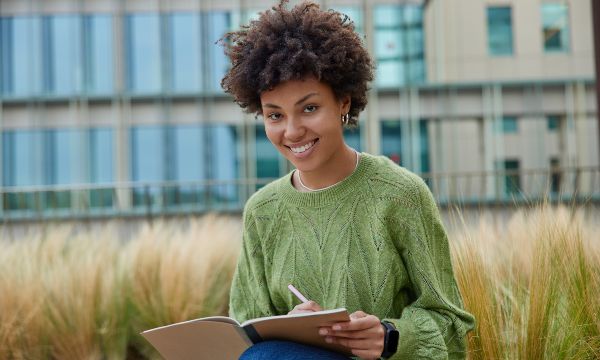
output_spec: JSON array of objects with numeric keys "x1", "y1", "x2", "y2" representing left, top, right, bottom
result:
[{"x1": 260, "y1": 77, "x2": 350, "y2": 173}]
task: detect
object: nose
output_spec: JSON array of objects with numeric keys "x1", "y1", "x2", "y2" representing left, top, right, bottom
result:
[{"x1": 284, "y1": 116, "x2": 305, "y2": 142}]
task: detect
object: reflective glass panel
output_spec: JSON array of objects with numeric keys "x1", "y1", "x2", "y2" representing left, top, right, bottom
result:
[
  {"x1": 126, "y1": 14, "x2": 162, "y2": 93},
  {"x1": 90, "y1": 128, "x2": 113, "y2": 183},
  {"x1": 374, "y1": 4, "x2": 425, "y2": 88},
  {"x1": 173, "y1": 125, "x2": 205, "y2": 182},
  {"x1": 47, "y1": 129, "x2": 83, "y2": 185},
  {"x1": 84, "y1": 15, "x2": 113, "y2": 94},
  {"x1": 0, "y1": 17, "x2": 43, "y2": 97},
  {"x1": 501, "y1": 116, "x2": 518, "y2": 133},
  {"x1": 89, "y1": 128, "x2": 114, "y2": 208},
  {"x1": 210, "y1": 125, "x2": 239, "y2": 203},
  {"x1": 487, "y1": 7, "x2": 513, "y2": 55},
  {"x1": 255, "y1": 125, "x2": 280, "y2": 180},
  {"x1": 542, "y1": 3, "x2": 569, "y2": 52},
  {"x1": 2, "y1": 131, "x2": 43, "y2": 211},
  {"x1": 419, "y1": 119, "x2": 430, "y2": 174},
  {"x1": 206, "y1": 12, "x2": 231, "y2": 92},
  {"x1": 381, "y1": 121, "x2": 403, "y2": 165},
  {"x1": 377, "y1": 60, "x2": 404, "y2": 88},
  {"x1": 331, "y1": 6, "x2": 363, "y2": 34},
  {"x1": 171, "y1": 13, "x2": 202, "y2": 93},
  {"x1": 131, "y1": 126, "x2": 166, "y2": 182},
  {"x1": 375, "y1": 29, "x2": 403, "y2": 59},
  {"x1": 168, "y1": 125, "x2": 206, "y2": 207},
  {"x1": 2, "y1": 130, "x2": 43, "y2": 186},
  {"x1": 374, "y1": 5, "x2": 403, "y2": 27},
  {"x1": 44, "y1": 16, "x2": 82, "y2": 96},
  {"x1": 344, "y1": 127, "x2": 361, "y2": 152}
]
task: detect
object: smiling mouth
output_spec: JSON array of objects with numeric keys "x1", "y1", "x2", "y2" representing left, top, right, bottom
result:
[{"x1": 288, "y1": 139, "x2": 319, "y2": 154}]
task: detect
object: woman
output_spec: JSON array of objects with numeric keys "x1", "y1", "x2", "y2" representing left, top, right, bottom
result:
[{"x1": 221, "y1": 1, "x2": 475, "y2": 359}]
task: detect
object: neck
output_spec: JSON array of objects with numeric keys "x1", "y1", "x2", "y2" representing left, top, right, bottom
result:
[{"x1": 295, "y1": 146, "x2": 358, "y2": 192}]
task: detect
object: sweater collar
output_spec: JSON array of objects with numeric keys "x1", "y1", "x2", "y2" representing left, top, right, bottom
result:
[{"x1": 278, "y1": 152, "x2": 375, "y2": 207}]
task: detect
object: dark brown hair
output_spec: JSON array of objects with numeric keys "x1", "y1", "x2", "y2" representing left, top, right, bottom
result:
[{"x1": 220, "y1": 0, "x2": 374, "y2": 126}]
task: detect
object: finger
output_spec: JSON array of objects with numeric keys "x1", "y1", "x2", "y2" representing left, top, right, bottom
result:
[
  {"x1": 294, "y1": 300, "x2": 322, "y2": 312},
  {"x1": 349, "y1": 310, "x2": 368, "y2": 319},
  {"x1": 351, "y1": 349, "x2": 383, "y2": 360},
  {"x1": 332, "y1": 314, "x2": 380, "y2": 331},
  {"x1": 325, "y1": 336, "x2": 383, "y2": 351},
  {"x1": 325, "y1": 325, "x2": 383, "y2": 339},
  {"x1": 288, "y1": 309, "x2": 318, "y2": 315}
]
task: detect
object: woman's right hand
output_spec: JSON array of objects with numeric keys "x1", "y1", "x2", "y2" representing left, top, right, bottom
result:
[{"x1": 287, "y1": 300, "x2": 323, "y2": 315}]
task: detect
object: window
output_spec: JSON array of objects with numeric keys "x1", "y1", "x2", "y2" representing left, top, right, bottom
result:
[
  {"x1": 344, "y1": 127, "x2": 362, "y2": 152},
  {"x1": 487, "y1": 6, "x2": 513, "y2": 56},
  {"x1": 547, "y1": 115, "x2": 560, "y2": 131},
  {"x1": 89, "y1": 128, "x2": 114, "y2": 208},
  {"x1": 43, "y1": 16, "x2": 82, "y2": 96},
  {"x1": 0, "y1": 17, "x2": 43, "y2": 97},
  {"x1": 550, "y1": 157, "x2": 561, "y2": 195},
  {"x1": 84, "y1": 15, "x2": 113, "y2": 95},
  {"x1": 542, "y1": 3, "x2": 569, "y2": 52},
  {"x1": 169, "y1": 125, "x2": 207, "y2": 206},
  {"x1": 130, "y1": 126, "x2": 166, "y2": 207},
  {"x1": 2, "y1": 131, "x2": 43, "y2": 212},
  {"x1": 373, "y1": 4, "x2": 425, "y2": 88},
  {"x1": 497, "y1": 159, "x2": 520, "y2": 196},
  {"x1": 381, "y1": 121, "x2": 403, "y2": 165},
  {"x1": 331, "y1": 6, "x2": 363, "y2": 34},
  {"x1": 170, "y1": 13, "x2": 202, "y2": 93},
  {"x1": 210, "y1": 125, "x2": 239, "y2": 204},
  {"x1": 419, "y1": 119, "x2": 430, "y2": 175},
  {"x1": 255, "y1": 125, "x2": 281, "y2": 189},
  {"x1": 206, "y1": 12, "x2": 231, "y2": 92},
  {"x1": 497, "y1": 116, "x2": 518, "y2": 133},
  {"x1": 45, "y1": 129, "x2": 85, "y2": 209},
  {"x1": 126, "y1": 14, "x2": 162, "y2": 94}
]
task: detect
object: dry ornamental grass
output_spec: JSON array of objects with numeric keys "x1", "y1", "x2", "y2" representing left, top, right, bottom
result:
[{"x1": 0, "y1": 206, "x2": 598, "y2": 359}]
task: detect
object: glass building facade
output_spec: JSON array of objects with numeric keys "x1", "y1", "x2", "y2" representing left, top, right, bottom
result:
[{"x1": 0, "y1": 1, "x2": 597, "y2": 219}]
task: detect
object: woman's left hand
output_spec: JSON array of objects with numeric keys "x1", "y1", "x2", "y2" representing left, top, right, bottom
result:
[{"x1": 318, "y1": 311, "x2": 385, "y2": 360}]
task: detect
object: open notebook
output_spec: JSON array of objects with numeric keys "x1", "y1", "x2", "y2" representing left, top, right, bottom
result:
[{"x1": 141, "y1": 308, "x2": 351, "y2": 360}]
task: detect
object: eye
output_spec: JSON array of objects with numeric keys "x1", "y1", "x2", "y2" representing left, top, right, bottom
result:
[
  {"x1": 303, "y1": 105, "x2": 318, "y2": 113},
  {"x1": 267, "y1": 112, "x2": 282, "y2": 121}
]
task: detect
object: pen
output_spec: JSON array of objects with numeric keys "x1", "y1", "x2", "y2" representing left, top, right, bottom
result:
[{"x1": 288, "y1": 284, "x2": 310, "y2": 303}]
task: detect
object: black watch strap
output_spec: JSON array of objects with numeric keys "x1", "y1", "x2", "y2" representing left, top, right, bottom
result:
[{"x1": 380, "y1": 321, "x2": 399, "y2": 359}]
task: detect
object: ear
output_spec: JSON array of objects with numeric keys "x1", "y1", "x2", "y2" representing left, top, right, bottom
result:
[{"x1": 340, "y1": 95, "x2": 351, "y2": 115}]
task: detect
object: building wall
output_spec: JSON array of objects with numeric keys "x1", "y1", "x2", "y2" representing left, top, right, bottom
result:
[
  {"x1": 0, "y1": 0, "x2": 598, "y2": 220},
  {"x1": 425, "y1": 0, "x2": 594, "y2": 83}
]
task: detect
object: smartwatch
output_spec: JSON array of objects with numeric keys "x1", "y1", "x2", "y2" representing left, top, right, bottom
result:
[{"x1": 380, "y1": 321, "x2": 399, "y2": 359}]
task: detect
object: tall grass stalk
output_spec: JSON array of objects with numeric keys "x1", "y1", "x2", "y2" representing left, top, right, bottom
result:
[
  {"x1": 451, "y1": 206, "x2": 600, "y2": 359},
  {"x1": 0, "y1": 214, "x2": 241, "y2": 360},
  {"x1": 0, "y1": 207, "x2": 598, "y2": 359}
]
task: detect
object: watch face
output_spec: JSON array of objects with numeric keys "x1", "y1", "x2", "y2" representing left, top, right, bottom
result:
[
  {"x1": 388, "y1": 328, "x2": 399, "y2": 352},
  {"x1": 381, "y1": 322, "x2": 399, "y2": 358}
]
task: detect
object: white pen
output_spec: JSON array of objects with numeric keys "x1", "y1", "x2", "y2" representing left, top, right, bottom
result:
[{"x1": 288, "y1": 284, "x2": 310, "y2": 303}]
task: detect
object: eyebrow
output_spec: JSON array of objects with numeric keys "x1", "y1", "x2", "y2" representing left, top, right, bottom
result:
[{"x1": 263, "y1": 92, "x2": 319, "y2": 109}]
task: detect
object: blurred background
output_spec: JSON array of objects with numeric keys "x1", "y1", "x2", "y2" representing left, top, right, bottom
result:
[
  {"x1": 0, "y1": 0, "x2": 598, "y2": 225},
  {"x1": 1, "y1": 2, "x2": 599, "y2": 359}
]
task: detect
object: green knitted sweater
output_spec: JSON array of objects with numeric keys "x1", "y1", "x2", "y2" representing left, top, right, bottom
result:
[{"x1": 229, "y1": 152, "x2": 475, "y2": 359}]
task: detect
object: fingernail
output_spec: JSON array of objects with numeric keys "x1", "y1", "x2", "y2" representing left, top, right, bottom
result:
[
  {"x1": 319, "y1": 329, "x2": 328, "y2": 335},
  {"x1": 332, "y1": 325, "x2": 341, "y2": 331},
  {"x1": 325, "y1": 337, "x2": 332, "y2": 343}
]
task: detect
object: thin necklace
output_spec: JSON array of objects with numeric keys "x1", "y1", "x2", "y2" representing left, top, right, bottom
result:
[{"x1": 296, "y1": 150, "x2": 360, "y2": 192}]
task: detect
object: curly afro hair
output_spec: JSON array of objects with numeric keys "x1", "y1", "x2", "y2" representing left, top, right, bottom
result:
[{"x1": 220, "y1": 0, "x2": 374, "y2": 127}]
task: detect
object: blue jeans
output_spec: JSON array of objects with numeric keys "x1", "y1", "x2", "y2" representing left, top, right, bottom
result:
[{"x1": 239, "y1": 340, "x2": 351, "y2": 360}]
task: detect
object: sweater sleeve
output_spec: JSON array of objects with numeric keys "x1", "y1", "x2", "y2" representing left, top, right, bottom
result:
[
  {"x1": 228, "y1": 206, "x2": 277, "y2": 323},
  {"x1": 383, "y1": 179, "x2": 475, "y2": 360}
]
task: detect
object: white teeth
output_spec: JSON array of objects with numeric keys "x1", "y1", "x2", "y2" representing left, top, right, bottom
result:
[{"x1": 290, "y1": 140, "x2": 316, "y2": 154}]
